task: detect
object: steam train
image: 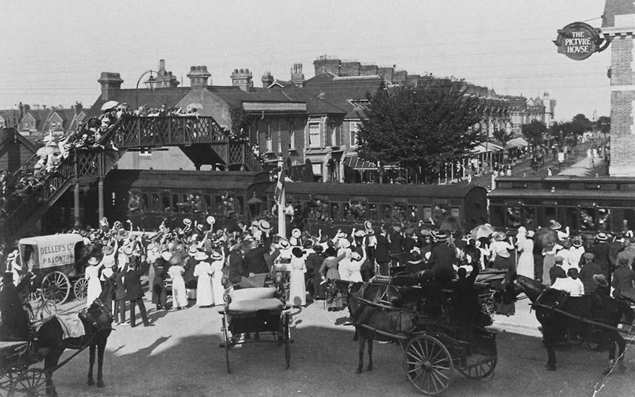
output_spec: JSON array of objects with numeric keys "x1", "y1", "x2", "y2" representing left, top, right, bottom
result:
[{"x1": 94, "y1": 169, "x2": 489, "y2": 235}]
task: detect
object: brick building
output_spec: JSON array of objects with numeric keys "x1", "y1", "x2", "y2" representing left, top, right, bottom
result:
[
  {"x1": 602, "y1": 0, "x2": 635, "y2": 176},
  {"x1": 18, "y1": 103, "x2": 87, "y2": 138}
]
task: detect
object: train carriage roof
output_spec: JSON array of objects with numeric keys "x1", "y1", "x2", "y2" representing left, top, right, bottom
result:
[
  {"x1": 488, "y1": 189, "x2": 635, "y2": 201},
  {"x1": 267, "y1": 182, "x2": 487, "y2": 199}
]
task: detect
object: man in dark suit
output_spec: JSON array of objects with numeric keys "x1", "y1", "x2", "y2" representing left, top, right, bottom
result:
[
  {"x1": 427, "y1": 231, "x2": 456, "y2": 284},
  {"x1": 124, "y1": 257, "x2": 152, "y2": 327},
  {"x1": 375, "y1": 224, "x2": 391, "y2": 277},
  {"x1": 238, "y1": 241, "x2": 269, "y2": 288}
]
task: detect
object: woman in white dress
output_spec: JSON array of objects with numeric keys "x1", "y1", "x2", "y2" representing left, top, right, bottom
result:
[
  {"x1": 337, "y1": 239, "x2": 353, "y2": 281},
  {"x1": 289, "y1": 247, "x2": 307, "y2": 307},
  {"x1": 193, "y1": 251, "x2": 213, "y2": 307},
  {"x1": 168, "y1": 261, "x2": 188, "y2": 310},
  {"x1": 515, "y1": 227, "x2": 535, "y2": 278},
  {"x1": 85, "y1": 257, "x2": 103, "y2": 308},
  {"x1": 348, "y1": 251, "x2": 365, "y2": 283},
  {"x1": 210, "y1": 250, "x2": 226, "y2": 306}
]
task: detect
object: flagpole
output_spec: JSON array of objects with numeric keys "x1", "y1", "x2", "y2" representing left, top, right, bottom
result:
[{"x1": 278, "y1": 180, "x2": 286, "y2": 238}]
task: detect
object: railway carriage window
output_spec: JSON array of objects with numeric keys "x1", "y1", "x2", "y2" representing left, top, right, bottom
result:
[
  {"x1": 191, "y1": 194, "x2": 204, "y2": 213},
  {"x1": 506, "y1": 207, "x2": 522, "y2": 228},
  {"x1": 140, "y1": 194, "x2": 149, "y2": 212},
  {"x1": 540, "y1": 207, "x2": 557, "y2": 227},
  {"x1": 368, "y1": 204, "x2": 378, "y2": 221},
  {"x1": 162, "y1": 195, "x2": 171, "y2": 213},
  {"x1": 382, "y1": 204, "x2": 392, "y2": 222},
  {"x1": 407, "y1": 205, "x2": 420, "y2": 223},
  {"x1": 522, "y1": 206, "x2": 536, "y2": 229},
  {"x1": 490, "y1": 205, "x2": 505, "y2": 228},
  {"x1": 343, "y1": 203, "x2": 353, "y2": 220},
  {"x1": 624, "y1": 209, "x2": 635, "y2": 232},
  {"x1": 215, "y1": 196, "x2": 224, "y2": 214},
  {"x1": 204, "y1": 196, "x2": 212, "y2": 213},
  {"x1": 422, "y1": 207, "x2": 433, "y2": 223},
  {"x1": 451, "y1": 208, "x2": 460, "y2": 218},
  {"x1": 172, "y1": 194, "x2": 181, "y2": 213},
  {"x1": 330, "y1": 203, "x2": 340, "y2": 220},
  {"x1": 564, "y1": 207, "x2": 579, "y2": 230},
  {"x1": 579, "y1": 208, "x2": 595, "y2": 231},
  {"x1": 598, "y1": 208, "x2": 611, "y2": 232},
  {"x1": 235, "y1": 196, "x2": 244, "y2": 215},
  {"x1": 151, "y1": 194, "x2": 160, "y2": 212}
]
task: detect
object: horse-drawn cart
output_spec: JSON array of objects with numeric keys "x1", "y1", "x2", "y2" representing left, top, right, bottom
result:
[
  {"x1": 19, "y1": 234, "x2": 89, "y2": 304},
  {"x1": 218, "y1": 281, "x2": 292, "y2": 374},
  {"x1": 0, "y1": 331, "x2": 48, "y2": 396}
]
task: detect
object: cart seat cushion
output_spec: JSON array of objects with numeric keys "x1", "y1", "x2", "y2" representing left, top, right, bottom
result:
[
  {"x1": 228, "y1": 298, "x2": 284, "y2": 312},
  {"x1": 229, "y1": 287, "x2": 276, "y2": 302}
]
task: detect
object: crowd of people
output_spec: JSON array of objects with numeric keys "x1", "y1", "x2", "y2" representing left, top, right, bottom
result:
[{"x1": 3, "y1": 207, "x2": 635, "y2": 340}]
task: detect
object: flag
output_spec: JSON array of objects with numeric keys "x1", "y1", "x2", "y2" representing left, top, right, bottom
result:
[{"x1": 274, "y1": 164, "x2": 287, "y2": 204}]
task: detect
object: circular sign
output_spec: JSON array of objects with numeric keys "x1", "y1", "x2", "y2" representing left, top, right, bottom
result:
[{"x1": 553, "y1": 22, "x2": 601, "y2": 61}]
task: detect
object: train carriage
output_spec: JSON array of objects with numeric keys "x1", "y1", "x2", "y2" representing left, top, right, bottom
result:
[{"x1": 488, "y1": 176, "x2": 635, "y2": 238}]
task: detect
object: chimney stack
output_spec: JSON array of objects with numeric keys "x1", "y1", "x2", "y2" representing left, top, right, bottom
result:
[
  {"x1": 98, "y1": 72, "x2": 124, "y2": 101},
  {"x1": 262, "y1": 72, "x2": 274, "y2": 88},
  {"x1": 231, "y1": 68, "x2": 254, "y2": 92},
  {"x1": 291, "y1": 63, "x2": 305, "y2": 87},
  {"x1": 187, "y1": 66, "x2": 211, "y2": 89},
  {"x1": 313, "y1": 55, "x2": 341, "y2": 76}
]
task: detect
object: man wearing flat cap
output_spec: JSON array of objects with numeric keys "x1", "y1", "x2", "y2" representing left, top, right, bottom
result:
[{"x1": 579, "y1": 252, "x2": 603, "y2": 294}]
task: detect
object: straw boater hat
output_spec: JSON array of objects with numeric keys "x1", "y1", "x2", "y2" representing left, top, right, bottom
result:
[
  {"x1": 339, "y1": 239, "x2": 351, "y2": 249},
  {"x1": 188, "y1": 245, "x2": 198, "y2": 255},
  {"x1": 211, "y1": 251, "x2": 222, "y2": 261},
  {"x1": 303, "y1": 239, "x2": 314, "y2": 249},
  {"x1": 88, "y1": 257, "x2": 99, "y2": 266},
  {"x1": 123, "y1": 245, "x2": 133, "y2": 256},
  {"x1": 336, "y1": 231, "x2": 348, "y2": 240},
  {"x1": 364, "y1": 221, "x2": 372, "y2": 230},
  {"x1": 572, "y1": 237, "x2": 582, "y2": 247},
  {"x1": 279, "y1": 239, "x2": 290, "y2": 249},
  {"x1": 494, "y1": 231, "x2": 507, "y2": 241},
  {"x1": 194, "y1": 251, "x2": 209, "y2": 261},
  {"x1": 258, "y1": 219, "x2": 271, "y2": 232},
  {"x1": 526, "y1": 230, "x2": 535, "y2": 238},
  {"x1": 206, "y1": 216, "x2": 216, "y2": 225},
  {"x1": 354, "y1": 230, "x2": 366, "y2": 238},
  {"x1": 291, "y1": 228, "x2": 301, "y2": 239},
  {"x1": 596, "y1": 232, "x2": 608, "y2": 242},
  {"x1": 434, "y1": 231, "x2": 448, "y2": 242},
  {"x1": 183, "y1": 218, "x2": 192, "y2": 227},
  {"x1": 549, "y1": 220, "x2": 562, "y2": 230}
]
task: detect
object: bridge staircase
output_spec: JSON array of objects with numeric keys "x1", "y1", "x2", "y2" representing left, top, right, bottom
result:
[{"x1": 1, "y1": 115, "x2": 262, "y2": 244}]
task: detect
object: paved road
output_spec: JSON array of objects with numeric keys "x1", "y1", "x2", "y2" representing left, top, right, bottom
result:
[{"x1": 33, "y1": 292, "x2": 635, "y2": 397}]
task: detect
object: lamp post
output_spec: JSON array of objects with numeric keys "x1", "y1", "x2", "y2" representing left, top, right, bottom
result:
[{"x1": 135, "y1": 70, "x2": 159, "y2": 110}]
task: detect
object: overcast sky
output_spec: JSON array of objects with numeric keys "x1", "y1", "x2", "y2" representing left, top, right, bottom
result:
[{"x1": 0, "y1": 0, "x2": 609, "y2": 121}]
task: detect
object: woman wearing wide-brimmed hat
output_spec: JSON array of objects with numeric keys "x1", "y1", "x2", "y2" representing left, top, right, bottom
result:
[
  {"x1": 209, "y1": 250, "x2": 226, "y2": 305},
  {"x1": 193, "y1": 251, "x2": 213, "y2": 307},
  {"x1": 489, "y1": 232, "x2": 515, "y2": 271},
  {"x1": 85, "y1": 257, "x2": 104, "y2": 308}
]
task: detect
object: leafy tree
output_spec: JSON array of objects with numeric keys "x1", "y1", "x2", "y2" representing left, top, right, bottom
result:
[
  {"x1": 357, "y1": 78, "x2": 482, "y2": 183},
  {"x1": 521, "y1": 120, "x2": 547, "y2": 151},
  {"x1": 571, "y1": 113, "x2": 592, "y2": 135},
  {"x1": 492, "y1": 126, "x2": 514, "y2": 153},
  {"x1": 595, "y1": 116, "x2": 610, "y2": 140}
]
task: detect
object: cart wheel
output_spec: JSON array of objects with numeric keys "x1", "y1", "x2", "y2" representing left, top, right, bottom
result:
[
  {"x1": 404, "y1": 335, "x2": 453, "y2": 396},
  {"x1": 283, "y1": 312, "x2": 291, "y2": 369},
  {"x1": 12, "y1": 368, "x2": 48, "y2": 397},
  {"x1": 221, "y1": 316, "x2": 231, "y2": 374},
  {"x1": 0, "y1": 368, "x2": 20, "y2": 397},
  {"x1": 41, "y1": 271, "x2": 70, "y2": 304},
  {"x1": 73, "y1": 278, "x2": 89, "y2": 300},
  {"x1": 457, "y1": 356, "x2": 498, "y2": 380},
  {"x1": 36, "y1": 299, "x2": 58, "y2": 323}
]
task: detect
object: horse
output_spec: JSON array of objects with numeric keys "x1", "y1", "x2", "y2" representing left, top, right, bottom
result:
[
  {"x1": 353, "y1": 303, "x2": 415, "y2": 374},
  {"x1": 37, "y1": 277, "x2": 115, "y2": 396},
  {"x1": 503, "y1": 274, "x2": 634, "y2": 373}
]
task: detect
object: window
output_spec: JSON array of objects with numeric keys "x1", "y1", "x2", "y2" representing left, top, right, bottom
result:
[
  {"x1": 139, "y1": 149, "x2": 151, "y2": 157},
  {"x1": 330, "y1": 123, "x2": 338, "y2": 146},
  {"x1": 350, "y1": 122, "x2": 360, "y2": 147},
  {"x1": 312, "y1": 162, "x2": 323, "y2": 176},
  {"x1": 289, "y1": 125, "x2": 296, "y2": 150},
  {"x1": 266, "y1": 124, "x2": 273, "y2": 152},
  {"x1": 309, "y1": 122, "x2": 321, "y2": 148}
]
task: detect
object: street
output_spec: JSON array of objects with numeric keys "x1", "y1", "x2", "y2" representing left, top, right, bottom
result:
[{"x1": 36, "y1": 292, "x2": 635, "y2": 397}]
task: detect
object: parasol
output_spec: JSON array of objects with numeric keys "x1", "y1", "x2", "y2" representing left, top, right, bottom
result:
[
  {"x1": 470, "y1": 223, "x2": 495, "y2": 240},
  {"x1": 101, "y1": 100, "x2": 119, "y2": 112},
  {"x1": 187, "y1": 103, "x2": 203, "y2": 111},
  {"x1": 36, "y1": 146, "x2": 58, "y2": 157}
]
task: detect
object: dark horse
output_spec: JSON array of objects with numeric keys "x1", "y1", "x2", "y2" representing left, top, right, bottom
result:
[
  {"x1": 503, "y1": 274, "x2": 634, "y2": 373},
  {"x1": 37, "y1": 277, "x2": 115, "y2": 396}
]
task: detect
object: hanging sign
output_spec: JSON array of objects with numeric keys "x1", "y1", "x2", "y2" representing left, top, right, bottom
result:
[{"x1": 553, "y1": 22, "x2": 603, "y2": 61}]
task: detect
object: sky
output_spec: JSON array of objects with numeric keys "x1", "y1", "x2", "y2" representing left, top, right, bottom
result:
[{"x1": 0, "y1": 0, "x2": 611, "y2": 121}]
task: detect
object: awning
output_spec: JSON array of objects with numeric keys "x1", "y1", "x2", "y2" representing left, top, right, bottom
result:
[
  {"x1": 507, "y1": 137, "x2": 528, "y2": 148},
  {"x1": 344, "y1": 154, "x2": 379, "y2": 171}
]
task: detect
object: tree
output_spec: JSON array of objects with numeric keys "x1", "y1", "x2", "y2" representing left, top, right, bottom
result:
[
  {"x1": 357, "y1": 78, "x2": 482, "y2": 183},
  {"x1": 571, "y1": 113, "x2": 593, "y2": 135},
  {"x1": 492, "y1": 126, "x2": 514, "y2": 153},
  {"x1": 521, "y1": 120, "x2": 547, "y2": 154},
  {"x1": 595, "y1": 116, "x2": 610, "y2": 140}
]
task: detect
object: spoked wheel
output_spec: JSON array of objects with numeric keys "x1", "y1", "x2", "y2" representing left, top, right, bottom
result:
[
  {"x1": 35, "y1": 300, "x2": 57, "y2": 323},
  {"x1": 282, "y1": 312, "x2": 291, "y2": 369},
  {"x1": 12, "y1": 368, "x2": 48, "y2": 397},
  {"x1": 221, "y1": 316, "x2": 231, "y2": 374},
  {"x1": 457, "y1": 356, "x2": 498, "y2": 380},
  {"x1": 41, "y1": 272, "x2": 70, "y2": 304},
  {"x1": 0, "y1": 368, "x2": 21, "y2": 397},
  {"x1": 73, "y1": 278, "x2": 89, "y2": 300},
  {"x1": 404, "y1": 335, "x2": 453, "y2": 396}
]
